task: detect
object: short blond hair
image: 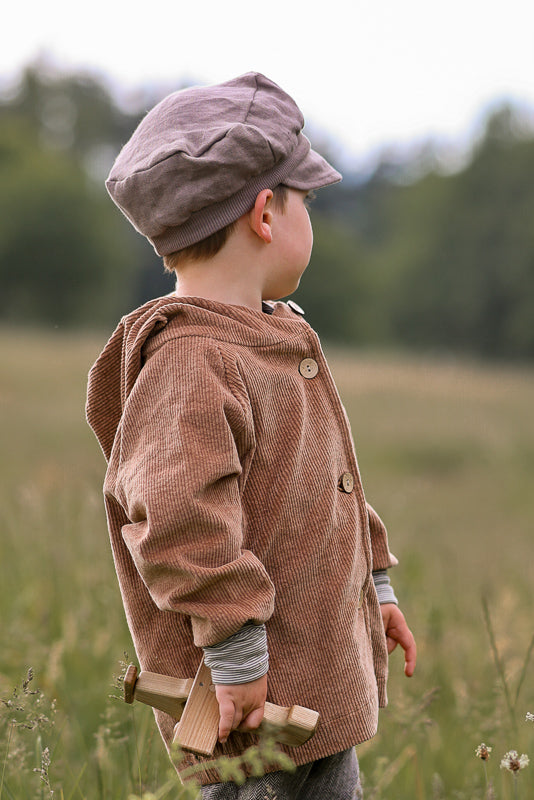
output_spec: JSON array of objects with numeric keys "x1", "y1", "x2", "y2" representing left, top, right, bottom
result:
[{"x1": 163, "y1": 184, "x2": 289, "y2": 272}]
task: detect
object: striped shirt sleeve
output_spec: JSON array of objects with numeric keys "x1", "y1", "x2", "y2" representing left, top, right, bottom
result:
[
  {"x1": 203, "y1": 623, "x2": 269, "y2": 684},
  {"x1": 372, "y1": 569, "x2": 398, "y2": 605}
]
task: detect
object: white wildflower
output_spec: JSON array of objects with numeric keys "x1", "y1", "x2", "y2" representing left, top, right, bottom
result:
[
  {"x1": 500, "y1": 750, "x2": 529, "y2": 772},
  {"x1": 475, "y1": 743, "x2": 492, "y2": 760}
]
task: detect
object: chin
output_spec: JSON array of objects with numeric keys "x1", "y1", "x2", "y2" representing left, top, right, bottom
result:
[
  {"x1": 264, "y1": 271, "x2": 304, "y2": 302},
  {"x1": 283, "y1": 278, "x2": 303, "y2": 298}
]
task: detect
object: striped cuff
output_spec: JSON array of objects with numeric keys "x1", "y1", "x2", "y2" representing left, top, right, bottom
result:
[
  {"x1": 203, "y1": 623, "x2": 269, "y2": 685},
  {"x1": 372, "y1": 569, "x2": 398, "y2": 605}
]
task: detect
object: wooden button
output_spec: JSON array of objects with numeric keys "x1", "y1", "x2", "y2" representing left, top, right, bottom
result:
[
  {"x1": 299, "y1": 358, "x2": 319, "y2": 379},
  {"x1": 339, "y1": 472, "x2": 354, "y2": 493},
  {"x1": 288, "y1": 300, "x2": 305, "y2": 315},
  {"x1": 357, "y1": 589, "x2": 364, "y2": 609}
]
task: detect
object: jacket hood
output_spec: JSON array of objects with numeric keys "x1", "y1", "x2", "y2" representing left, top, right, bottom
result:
[
  {"x1": 86, "y1": 295, "x2": 187, "y2": 461},
  {"x1": 86, "y1": 294, "x2": 307, "y2": 462}
]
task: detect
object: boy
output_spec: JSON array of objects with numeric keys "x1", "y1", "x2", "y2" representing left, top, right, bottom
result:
[{"x1": 86, "y1": 72, "x2": 416, "y2": 799}]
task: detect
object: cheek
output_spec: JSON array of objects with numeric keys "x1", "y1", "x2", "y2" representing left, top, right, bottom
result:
[
  {"x1": 302, "y1": 216, "x2": 313, "y2": 262},
  {"x1": 306, "y1": 221, "x2": 313, "y2": 257}
]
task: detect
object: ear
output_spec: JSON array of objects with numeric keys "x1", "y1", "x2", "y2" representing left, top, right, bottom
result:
[{"x1": 249, "y1": 189, "x2": 273, "y2": 243}]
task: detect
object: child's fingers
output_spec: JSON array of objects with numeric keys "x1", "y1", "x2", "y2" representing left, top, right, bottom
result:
[
  {"x1": 403, "y1": 635, "x2": 417, "y2": 677},
  {"x1": 215, "y1": 675, "x2": 268, "y2": 743},
  {"x1": 238, "y1": 705, "x2": 265, "y2": 733},
  {"x1": 217, "y1": 697, "x2": 238, "y2": 744},
  {"x1": 392, "y1": 624, "x2": 417, "y2": 676},
  {"x1": 381, "y1": 604, "x2": 417, "y2": 676}
]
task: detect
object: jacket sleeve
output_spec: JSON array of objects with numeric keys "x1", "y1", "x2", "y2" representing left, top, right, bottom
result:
[
  {"x1": 367, "y1": 503, "x2": 398, "y2": 570},
  {"x1": 106, "y1": 337, "x2": 275, "y2": 648}
]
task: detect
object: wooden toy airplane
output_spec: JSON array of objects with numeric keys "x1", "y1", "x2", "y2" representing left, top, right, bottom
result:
[{"x1": 124, "y1": 656, "x2": 319, "y2": 757}]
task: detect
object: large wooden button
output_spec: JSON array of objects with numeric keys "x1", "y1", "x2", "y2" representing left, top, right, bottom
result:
[
  {"x1": 357, "y1": 589, "x2": 364, "y2": 610},
  {"x1": 299, "y1": 358, "x2": 319, "y2": 379},
  {"x1": 339, "y1": 472, "x2": 354, "y2": 493}
]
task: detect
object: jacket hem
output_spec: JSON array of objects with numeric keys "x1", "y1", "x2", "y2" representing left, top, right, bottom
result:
[{"x1": 172, "y1": 706, "x2": 379, "y2": 786}]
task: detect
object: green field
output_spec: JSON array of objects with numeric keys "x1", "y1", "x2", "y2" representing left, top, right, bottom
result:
[{"x1": 1, "y1": 329, "x2": 533, "y2": 799}]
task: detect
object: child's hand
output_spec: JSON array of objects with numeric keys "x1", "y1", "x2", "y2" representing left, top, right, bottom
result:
[
  {"x1": 215, "y1": 674, "x2": 268, "y2": 744},
  {"x1": 380, "y1": 603, "x2": 417, "y2": 677}
]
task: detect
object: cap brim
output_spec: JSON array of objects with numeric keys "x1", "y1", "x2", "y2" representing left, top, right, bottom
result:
[{"x1": 283, "y1": 137, "x2": 342, "y2": 191}]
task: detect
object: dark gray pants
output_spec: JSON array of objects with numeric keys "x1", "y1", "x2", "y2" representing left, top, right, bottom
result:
[{"x1": 200, "y1": 748, "x2": 362, "y2": 800}]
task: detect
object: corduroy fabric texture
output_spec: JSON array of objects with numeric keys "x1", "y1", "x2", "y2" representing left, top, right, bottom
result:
[{"x1": 86, "y1": 296, "x2": 398, "y2": 785}]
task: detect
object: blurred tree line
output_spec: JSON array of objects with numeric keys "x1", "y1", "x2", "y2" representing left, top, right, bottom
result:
[{"x1": 1, "y1": 64, "x2": 533, "y2": 358}]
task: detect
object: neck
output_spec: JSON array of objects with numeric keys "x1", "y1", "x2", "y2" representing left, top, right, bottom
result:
[
  {"x1": 172, "y1": 227, "x2": 268, "y2": 311},
  {"x1": 173, "y1": 272, "x2": 263, "y2": 310}
]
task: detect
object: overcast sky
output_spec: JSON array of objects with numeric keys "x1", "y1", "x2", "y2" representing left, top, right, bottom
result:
[{"x1": 3, "y1": 0, "x2": 534, "y2": 169}]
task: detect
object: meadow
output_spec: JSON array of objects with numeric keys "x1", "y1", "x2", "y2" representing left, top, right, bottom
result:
[{"x1": 1, "y1": 328, "x2": 533, "y2": 799}]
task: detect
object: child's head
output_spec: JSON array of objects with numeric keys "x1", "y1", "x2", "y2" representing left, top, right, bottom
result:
[{"x1": 105, "y1": 72, "x2": 341, "y2": 264}]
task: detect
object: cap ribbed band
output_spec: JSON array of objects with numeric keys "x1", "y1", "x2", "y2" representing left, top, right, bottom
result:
[{"x1": 152, "y1": 135, "x2": 311, "y2": 255}]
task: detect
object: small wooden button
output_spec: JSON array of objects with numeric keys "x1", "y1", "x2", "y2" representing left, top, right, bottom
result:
[
  {"x1": 339, "y1": 472, "x2": 354, "y2": 493},
  {"x1": 299, "y1": 358, "x2": 319, "y2": 379}
]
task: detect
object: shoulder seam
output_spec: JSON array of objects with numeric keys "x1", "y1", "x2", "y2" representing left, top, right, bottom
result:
[{"x1": 144, "y1": 328, "x2": 305, "y2": 356}]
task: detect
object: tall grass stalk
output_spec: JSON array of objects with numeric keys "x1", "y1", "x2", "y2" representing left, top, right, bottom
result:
[
  {"x1": 482, "y1": 596, "x2": 534, "y2": 736},
  {"x1": 366, "y1": 745, "x2": 417, "y2": 799},
  {"x1": 0, "y1": 722, "x2": 14, "y2": 800},
  {"x1": 482, "y1": 596, "x2": 517, "y2": 732},
  {"x1": 514, "y1": 636, "x2": 534, "y2": 711},
  {"x1": 131, "y1": 710, "x2": 142, "y2": 797}
]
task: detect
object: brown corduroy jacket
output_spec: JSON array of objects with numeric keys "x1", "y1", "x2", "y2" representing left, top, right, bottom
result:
[{"x1": 86, "y1": 295, "x2": 398, "y2": 783}]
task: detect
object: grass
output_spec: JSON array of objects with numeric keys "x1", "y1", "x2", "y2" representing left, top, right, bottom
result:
[{"x1": 1, "y1": 328, "x2": 533, "y2": 798}]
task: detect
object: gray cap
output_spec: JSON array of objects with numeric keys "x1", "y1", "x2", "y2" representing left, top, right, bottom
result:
[{"x1": 106, "y1": 72, "x2": 342, "y2": 255}]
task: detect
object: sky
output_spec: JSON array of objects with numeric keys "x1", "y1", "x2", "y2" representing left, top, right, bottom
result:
[{"x1": 3, "y1": 0, "x2": 534, "y2": 170}]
